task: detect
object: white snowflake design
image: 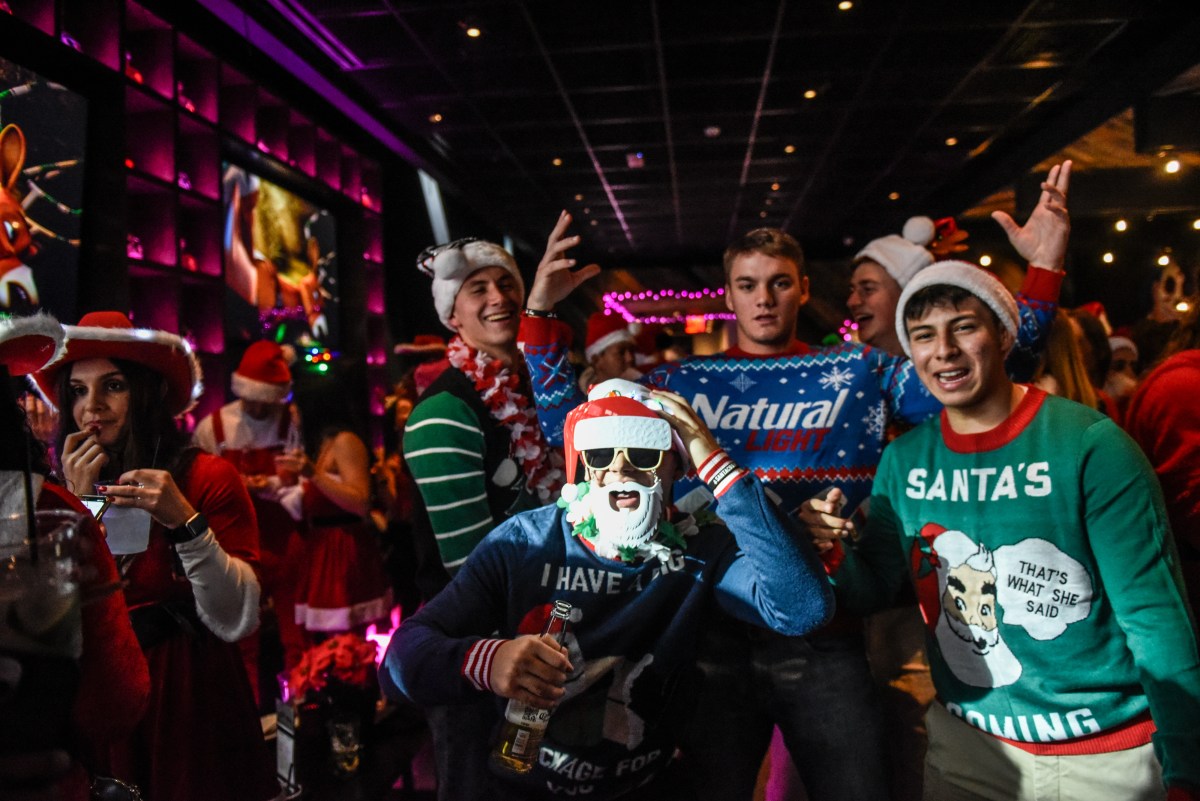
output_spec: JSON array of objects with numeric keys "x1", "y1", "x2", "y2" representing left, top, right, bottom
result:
[
  {"x1": 731, "y1": 372, "x2": 757, "y2": 393},
  {"x1": 861, "y1": 402, "x2": 887, "y2": 438},
  {"x1": 819, "y1": 365, "x2": 855, "y2": 391}
]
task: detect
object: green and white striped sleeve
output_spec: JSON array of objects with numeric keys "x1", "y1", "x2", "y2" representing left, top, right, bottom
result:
[{"x1": 403, "y1": 391, "x2": 497, "y2": 572}]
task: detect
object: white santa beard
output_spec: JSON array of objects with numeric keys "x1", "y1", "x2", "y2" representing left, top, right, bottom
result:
[
  {"x1": 590, "y1": 479, "x2": 663, "y2": 555},
  {"x1": 936, "y1": 611, "x2": 1022, "y2": 688}
]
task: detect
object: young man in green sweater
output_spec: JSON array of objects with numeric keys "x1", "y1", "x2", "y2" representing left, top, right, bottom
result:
[{"x1": 806, "y1": 261, "x2": 1200, "y2": 800}]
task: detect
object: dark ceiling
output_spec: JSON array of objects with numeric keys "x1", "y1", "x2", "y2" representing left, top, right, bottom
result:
[{"x1": 239, "y1": 0, "x2": 1200, "y2": 271}]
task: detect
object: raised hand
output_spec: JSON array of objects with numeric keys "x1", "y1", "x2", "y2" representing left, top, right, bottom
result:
[
  {"x1": 488, "y1": 634, "x2": 573, "y2": 709},
  {"x1": 525, "y1": 210, "x2": 601, "y2": 312},
  {"x1": 647, "y1": 388, "x2": 721, "y2": 470},
  {"x1": 991, "y1": 160, "x2": 1071, "y2": 271}
]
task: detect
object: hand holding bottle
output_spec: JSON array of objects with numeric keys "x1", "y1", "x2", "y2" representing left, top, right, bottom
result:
[{"x1": 490, "y1": 634, "x2": 573, "y2": 709}]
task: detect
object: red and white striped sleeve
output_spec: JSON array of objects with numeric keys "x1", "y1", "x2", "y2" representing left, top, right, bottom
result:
[
  {"x1": 460, "y1": 637, "x2": 507, "y2": 692},
  {"x1": 695, "y1": 449, "x2": 749, "y2": 498}
]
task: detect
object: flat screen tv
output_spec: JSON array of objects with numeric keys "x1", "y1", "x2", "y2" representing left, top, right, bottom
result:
[
  {"x1": 222, "y1": 161, "x2": 339, "y2": 349},
  {"x1": 0, "y1": 54, "x2": 87, "y2": 318}
]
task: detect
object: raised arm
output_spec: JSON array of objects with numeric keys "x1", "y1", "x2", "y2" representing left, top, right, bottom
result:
[{"x1": 519, "y1": 211, "x2": 601, "y2": 444}]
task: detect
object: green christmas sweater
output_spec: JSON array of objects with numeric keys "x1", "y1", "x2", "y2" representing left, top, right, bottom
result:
[{"x1": 833, "y1": 387, "x2": 1200, "y2": 789}]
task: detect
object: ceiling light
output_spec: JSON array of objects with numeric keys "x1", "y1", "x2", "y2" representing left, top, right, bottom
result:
[
  {"x1": 784, "y1": 144, "x2": 796, "y2": 154},
  {"x1": 626, "y1": 151, "x2": 645, "y2": 169},
  {"x1": 574, "y1": 194, "x2": 583, "y2": 201},
  {"x1": 464, "y1": 25, "x2": 482, "y2": 38},
  {"x1": 760, "y1": 211, "x2": 768, "y2": 218},
  {"x1": 1102, "y1": 252, "x2": 1114, "y2": 264},
  {"x1": 945, "y1": 137, "x2": 958, "y2": 147},
  {"x1": 1165, "y1": 159, "x2": 1181, "y2": 174},
  {"x1": 1193, "y1": 219, "x2": 1200, "y2": 230},
  {"x1": 888, "y1": 191, "x2": 900, "y2": 201},
  {"x1": 1178, "y1": 301, "x2": 1192, "y2": 313},
  {"x1": 582, "y1": 207, "x2": 590, "y2": 214},
  {"x1": 428, "y1": 113, "x2": 443, "y2": 123},
  {"x1": 1115, "y1": 219, "x2": 1127, "y2": 232},
  {"x1": 803, "y1": 89, "x2": 817, "y2": 100},
  {"x1": 979, "y1": 254, "x2": 992, "y2": 267},
  {"x1": 771, "y1": 182, "x2": 781, "y2": 191},
  {"x1": 1158, "y1": 255, "x2": 1171, "y2": 266},
  {"x1": 590, "y1": 219, "x2": 598, "y2": 226},
  {"x1": 552, "y1": 157, "x2": 563, "y2": 167},
  {"x1": 838, "y1": 0, "x2": 853, "y2": 9},
  {"x1": 704, "y1": 125, "x2": 721, "y2": 138}
]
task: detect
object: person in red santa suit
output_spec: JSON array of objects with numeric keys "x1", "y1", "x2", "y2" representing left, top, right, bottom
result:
[
  {"x1": 193, "y1": 340, "x2": 306, "y2": 677},
  {"x1": 577, "y1": 312, "x2": 641, "y2": 392},
  {"x1": 37, "y1": 311, "x2": 277, "y2": 801}
]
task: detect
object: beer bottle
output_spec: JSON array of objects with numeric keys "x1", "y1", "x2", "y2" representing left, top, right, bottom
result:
[{"x1": 489, "y1": 600, "x2": 573, "y2": 775}]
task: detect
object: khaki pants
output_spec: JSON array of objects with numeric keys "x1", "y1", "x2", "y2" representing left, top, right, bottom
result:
[{"x1": 923, "y1": 701, "x2": 1164, "y2": 801}]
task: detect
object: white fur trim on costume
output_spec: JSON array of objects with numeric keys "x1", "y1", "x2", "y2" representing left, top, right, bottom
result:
[
  {"x1": 895, "y1": 260, "x2": 1019, "y2": 359},
  {"x1": 585, "y1": 327, "x2": 634, "y2": 362},
  {"x1": 230, "y1": 373, "x2": 291, "y2": 403},
  {"x1": 574, "y1": 415, "x2": 672, "y2": 451}
]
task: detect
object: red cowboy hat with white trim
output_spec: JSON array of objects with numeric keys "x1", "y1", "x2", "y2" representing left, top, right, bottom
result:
[
  {"x1": 0, "y1": 313, "x2": 65, "y2": 376},
  {"x1": 33, "y1": 310, "x2": 202, "y2": 415}
]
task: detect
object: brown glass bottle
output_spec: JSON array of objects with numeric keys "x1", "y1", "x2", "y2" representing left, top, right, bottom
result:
[{"x1": 488, "y1": 600, "x2": 573, "y2": 775}]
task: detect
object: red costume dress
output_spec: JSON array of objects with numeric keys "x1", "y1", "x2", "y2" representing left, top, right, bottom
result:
[
  {"x1": 294, "y1": 478, "x2": 391, "y2": 632},
  {"x1": 95, "y1": 454, "x2": 278, "y2": 801}
]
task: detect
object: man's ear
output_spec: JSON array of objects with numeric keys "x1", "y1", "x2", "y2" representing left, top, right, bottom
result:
[
  {"x1": 724, "y1": 283, "x2": 734, "y2": 313},
  {"x1": 999, "y1": 323, "x2": 1016, "y2": 355}
]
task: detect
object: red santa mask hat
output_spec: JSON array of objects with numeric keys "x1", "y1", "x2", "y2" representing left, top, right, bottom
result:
[
  {"x1": 34, "y1": 310, "x2": 202, "y2": 415},
  {"x1": 854, "y1": 216, "x2": 937, "y2": 288},
  {"x1": 584, "y1": 312, "x2": 634, "y2": 362},
  {"x1": 231, "y1": 340, "x2": 293, "y2": 404},
  {"x1": 562, "y1": 378, "x2": 680, "y2": 484},
  {"x1": 0, "y1": 313, "x2": 65, "y2": 377},
  {"x1": 416, "y1": 238, "x2": 525, "y2": 330}
]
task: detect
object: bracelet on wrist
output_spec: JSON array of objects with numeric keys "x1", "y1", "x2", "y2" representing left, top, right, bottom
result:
[
  {"x1": 706, "y1": 461, "x2": 740, "y2": 492},
  {"x1": 523, "y1": 307, "x2": 558, "y2": 319}
]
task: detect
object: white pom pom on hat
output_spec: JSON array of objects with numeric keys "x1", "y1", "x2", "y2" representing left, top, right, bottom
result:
[
  {"x1": 894, "y1": 260, "x2": 1020, "y2": 359},
  {"x1": 855, "y1": 216, "x2": 937, "y2": 288}
]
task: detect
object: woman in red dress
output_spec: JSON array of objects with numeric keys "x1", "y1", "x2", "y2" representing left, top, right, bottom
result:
[{"x1": 36, "y1": 311, "x2": 279, "y2": 801}]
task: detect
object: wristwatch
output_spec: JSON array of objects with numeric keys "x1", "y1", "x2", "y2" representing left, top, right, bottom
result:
[{"x1": 166, "y1": 512, "x2": 208, "y2": 544}]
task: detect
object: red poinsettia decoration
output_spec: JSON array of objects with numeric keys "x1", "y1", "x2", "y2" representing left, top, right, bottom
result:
[{"x1": 288, "y1": 633, "x2": 379, "y2": 702}]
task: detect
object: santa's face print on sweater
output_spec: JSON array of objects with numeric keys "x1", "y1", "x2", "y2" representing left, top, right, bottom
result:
[{"x1": 914, "y1": 523, "x2": 1096, "y2": 690}]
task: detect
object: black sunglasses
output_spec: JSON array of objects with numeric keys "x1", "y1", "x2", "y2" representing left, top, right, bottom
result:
[{"x1": 582, "y1": 447, "x2": 664, "y2": 472}]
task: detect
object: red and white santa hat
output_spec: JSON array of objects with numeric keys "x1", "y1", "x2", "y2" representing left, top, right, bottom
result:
[
  {"x1": 584, "y1": 312, "x2": 634, "y2": 362},
  {"x1": 0, "y1": 313, "x2": 65, "y2": 377},
  {"x1": 231, "y1": 340, "x2": 293, "y2": 404},
  {"x1": 34, "y1": 310, "x2": 202, "y2": 416},
  {"x1": 894, "y1": 260, "x2": 1019, "y2": 359},
  {"x1": 562, "y1": 378, "x2": 678, "y2": 484}
]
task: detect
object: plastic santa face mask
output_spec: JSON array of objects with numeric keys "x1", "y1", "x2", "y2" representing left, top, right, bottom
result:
[{"x1": 589, "y1": 478, "x2": 664, "y2": 555}]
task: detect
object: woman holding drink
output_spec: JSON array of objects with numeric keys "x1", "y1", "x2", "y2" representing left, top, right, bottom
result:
[{"x1": 36, "y1": 311, "x2": 278, "y2": 801}]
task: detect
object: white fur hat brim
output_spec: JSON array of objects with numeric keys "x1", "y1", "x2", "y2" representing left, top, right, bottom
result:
[
  {"x1": 585, "y1": 328, "x2": 634, "y2": 362},
  {"x1": 855, "y1": 216, "x2": 936, "y2": 288},
  {"x1": 231, "y1": 373, "x2": 292, "y2": 403},
  {"x1": 895, "y1": 260, "x2": 1019, "y2": 359},
  {"x1": 0, "y1": 313, "x2": 65, "y2": 376}
]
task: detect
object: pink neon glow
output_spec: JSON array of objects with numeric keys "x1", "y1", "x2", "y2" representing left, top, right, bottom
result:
[{"x1": 364, "y1": 605, "x2": 403, "y2": 667}]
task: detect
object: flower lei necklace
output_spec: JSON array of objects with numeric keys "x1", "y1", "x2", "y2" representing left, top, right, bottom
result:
[
  {"x1": 447, "y1": 335, "x2": 565, "y2": 501},
  {"x1": 557, "y1": 481, "x2": 720, "y2": 563}
]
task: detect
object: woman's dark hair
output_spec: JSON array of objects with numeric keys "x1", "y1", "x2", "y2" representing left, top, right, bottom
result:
[
  {"x1": 53, "y1": 357, "x2": 193, "y2": 482},
  {"x1": 292, "y1": 363, "x2": 367, "y2": 455},
  {"x1": 1068, "y1": 309, "x2": 1111, "y2": 387}
]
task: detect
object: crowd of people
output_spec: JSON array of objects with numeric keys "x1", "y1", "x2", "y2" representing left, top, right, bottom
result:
[{"x1": 1, "y1": 156, "x2": 1198, "y2": 801}]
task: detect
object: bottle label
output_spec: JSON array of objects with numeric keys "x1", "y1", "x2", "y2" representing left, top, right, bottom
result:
[
  {"x1": 504, "y1": 701, "x2": 551, "y2": 729},
  {"x1": 511, "y1": 727, "x2": 531, "y2": 756}
]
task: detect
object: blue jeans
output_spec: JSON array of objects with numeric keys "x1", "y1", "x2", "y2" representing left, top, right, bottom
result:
[{"x1": 678, "y1": 616, "x2": 890, "y2": 801}]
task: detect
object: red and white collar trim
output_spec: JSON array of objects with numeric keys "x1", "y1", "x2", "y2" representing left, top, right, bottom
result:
[{"x1": 940, "y1": 386, "x2": 1046, "y2": 454}]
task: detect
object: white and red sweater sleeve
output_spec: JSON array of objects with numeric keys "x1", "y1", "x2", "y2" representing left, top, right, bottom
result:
[
  {"x1": 695, "y1": 449, "x2": 749, "y2": 498},
  {"x1": 461, "y1": 637, "x2": 507, "y2": 691}
]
